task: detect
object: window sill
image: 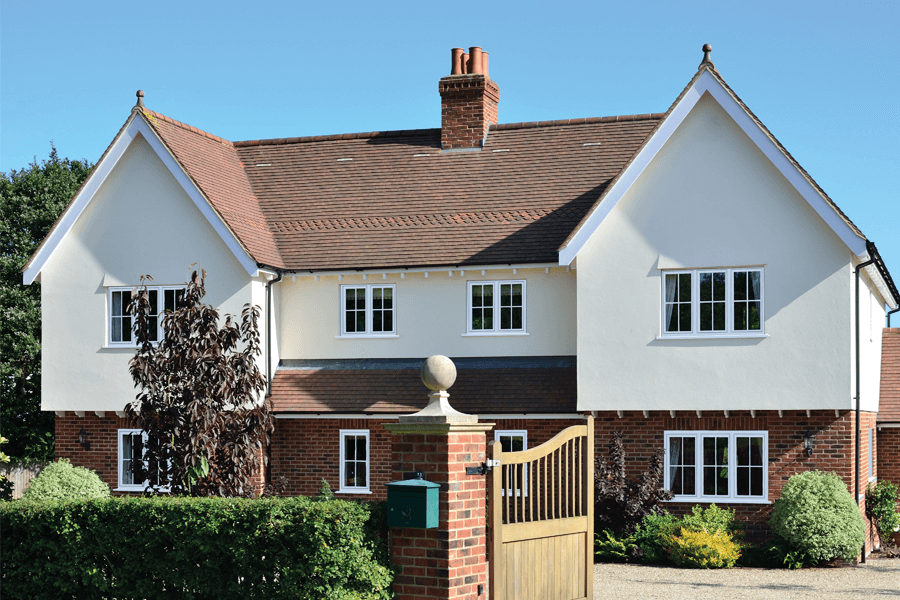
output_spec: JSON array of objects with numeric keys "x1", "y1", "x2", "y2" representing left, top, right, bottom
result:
[
  {"x1": 656, "y1": 333, "x2": 768, "y2": 341},
  {"x1": 461, "y1": 332, "x2": 529, "y2": 337},
  {"x1": 113, "y1": 487, "x2": 170, "y2": 493},
  {"x1": 335, "y1": 334, "x2": 399, "y2": 339},
  {"x1": 337, "y1": 489, "x2": 372, "y2": 495},
  {"x1": 666, "y1": 497, "x2": 770, "y2": 505}
]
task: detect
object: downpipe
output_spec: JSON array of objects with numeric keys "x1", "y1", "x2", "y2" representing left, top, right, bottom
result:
[{"x1": 855, "y1": 252, "x2": 875, "y2": 563}]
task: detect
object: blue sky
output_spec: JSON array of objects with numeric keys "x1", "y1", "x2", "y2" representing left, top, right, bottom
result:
[{"x1": 2, "y1": 1, "x2": 898, "y2": 296}]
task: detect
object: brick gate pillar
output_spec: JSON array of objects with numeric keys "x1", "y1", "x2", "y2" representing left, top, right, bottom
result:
[{"x1": 385, "y1": 356, "x2": 494, "y2": 600}]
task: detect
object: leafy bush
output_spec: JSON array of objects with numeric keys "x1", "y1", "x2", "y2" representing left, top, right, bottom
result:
[
  {"x1": 20, "y1": 459, "x2": 109, "y2": 502},
  {"x1": 666, "y1": 529, "x2": 741, "y2": 568},
  {"x1": 595, "y1": 431, "x2": 673, "y2": 534},
  {"x1": 681, "y1": 504, "x2": 742, "y2": 537},
  {"x1": 0, "y1": 495, "x2": 392, "y2": 599},
  {"x1": 866, "y1": 480, "x2": 900, "y2": 542},
  {"x1": 769, "y1": 471, "x2": 865, "y2": 564},
  {"x1": 595, "y1": 529, "x2": 636, "y2": 562},
  {"x1": 632, "y1": 512, "x2": 680, "y2": 564}
]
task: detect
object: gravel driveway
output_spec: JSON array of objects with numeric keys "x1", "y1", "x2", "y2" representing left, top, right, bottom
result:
[{"x1": 593, "y1": 557, "x2": 900, "y2": 599}]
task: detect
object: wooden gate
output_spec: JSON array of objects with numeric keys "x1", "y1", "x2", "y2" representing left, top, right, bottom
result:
[{"x1": 489, "y1": 416, "x2": 594, "y2": 600}]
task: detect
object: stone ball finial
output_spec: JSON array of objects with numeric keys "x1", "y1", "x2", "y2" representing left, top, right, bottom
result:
[
  {"x1": 134, "y1": 90, "x2": 145, "y2": 111},
  {"x1": 420, "y1": 355, "x2": 457, "y2": 391},
  {"x1": 699, "y1": 43, "x2": 714, "y2": 69}
]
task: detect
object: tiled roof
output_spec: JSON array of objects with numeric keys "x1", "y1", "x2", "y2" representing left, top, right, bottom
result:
[
  {"x1": 140, "y1": 109, "x2": 284, "y2": 268},
  {"x1": 880, "y1": 328, "x2": 900, "y2": 422},
  {"x1": 270, "y1": 357, "x2": 577, "y2": 414},
  {"x1": 138, "y1": 108, "x2": 661, "y2": 271}
]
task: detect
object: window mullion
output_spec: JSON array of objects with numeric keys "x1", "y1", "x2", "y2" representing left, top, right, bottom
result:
[{"x1": 692, "y1": 270, "x2": 699, "y2": 334}]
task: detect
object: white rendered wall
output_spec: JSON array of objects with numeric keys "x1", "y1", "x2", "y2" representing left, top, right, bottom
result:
[
  {"x1": 576, "y1": 93, "x2": 857, "y2": 412},
  {"x1": 278, "y1": 267, "x2": 576, "y2": 360},
  {"x1": 856, "y1": 271, "x2": 886, "y2": 412},
  {"x1": 41, "y1": 134, "x2": 257, "y2": 412}
]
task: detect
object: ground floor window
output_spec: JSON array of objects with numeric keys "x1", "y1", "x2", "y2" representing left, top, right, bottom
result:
[
  {"x1": 117, "y1": 429, "x2": 167, "y2": 492},
  {"x1": 339, "y1": 430, "x2": 370, "y2": 493},
  {"x1": 664, "y1": 430, "x2": 768, "y2": 503},
  {"x1": 495, "y1": 430, "x2": 528, "y2": 496}
]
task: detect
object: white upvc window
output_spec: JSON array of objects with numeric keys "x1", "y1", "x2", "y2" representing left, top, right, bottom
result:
[
  {"x1": 339, "y1": 430, "x2": 370, "y2": 493},
  {"x1": 116, "y1": 429, "x2": 168, "y2": 492},
  {"x1": 340, "y1": 285, "x2": 396, "y2": 337},
  {"x1": 664, "y1": 430, "x2": 768, "y2": 503},
  {"x1": 661, "y1": 268, "x2": 764, "y2": 337},
  {"x1": 495, "y1": 430, "x2": 528, "y2": 496},
  {"x1": 108, "y1": 286, "x2": 185, "y2": 346},
  {"x1": 467, "y1": 280, "x2": 526, "y2": 334}
]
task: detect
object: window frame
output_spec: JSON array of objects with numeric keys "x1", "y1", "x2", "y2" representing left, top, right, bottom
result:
[
  {"x1": 107, "y1": 285, "x2": 186, "y2": 347},
  {"x1": 660, "y1": 268, "x2": 765, "y2": 338},
  {"x1": 663, "y1": 430, "x2": 769, "y2": 504},
  {"x1": 339, "y1": 284, "x2": 397, "y2": 338},
  {"x1": 338, "y1": 429, "x2": 371, "y2": 494},
  {"x1": 116, "y1": 429, "x2": 169, "y2": 492},
  {"x1": 465, "y1": 280, "x2": 527, "y2": 335}
]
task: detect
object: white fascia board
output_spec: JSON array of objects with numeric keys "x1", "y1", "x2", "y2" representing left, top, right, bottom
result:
[
  {"x1": 23, "y1": 115, "x2": 259, "y2": 285},
  {"x1": 559, "y1": 70, "x2": 867, "y2": 266},
  {"x1": 862, "y1": 262, "x2": 899, "y2": 310}
]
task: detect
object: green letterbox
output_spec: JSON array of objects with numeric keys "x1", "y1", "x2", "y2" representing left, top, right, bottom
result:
[{"x1": 386, "y1": 476, "x2": 440, "y2": 529}]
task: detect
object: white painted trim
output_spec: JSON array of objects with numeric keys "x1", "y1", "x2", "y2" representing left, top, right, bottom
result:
[
  {"x1": 95, "y1": 411, "x2": 105, "y2": 418},
  {"x1": 877, "y1": 423, "x2": 900, "y2": 428},
  {"x1": 335, "y1": 335, "x2": 400, "y2": 339},
  {"x1": 274, "y1": 413, "x2": 583, "y2": 420},
  {"x1": 664, "y1": 429, "x2": 769, "y2": 504},
  {"x1": 74, "y1": 411, "x2": 85, "y2": 418},
  {"x1": 338, "y1": 429, "x2": 370, "y2": 494},
  {"x1": 466, "y1": 280, "x2": 527, "y2": 334},
  {"x1": 116, "y1": 411, "x2": 127, "y2": 419},
  {"x1": 559, "y1": 70, "x2": 867, "y2": 266},
  {"x1": 461, "y1": 333, "x2": 530, "y2": 337},
  {"x1": 285, "y1": 263, "x2": 565, "y2": 279},
  {"x1": 23, "y1": 115, "x2": 258, "y2": 285},
  {"x1": 55, "y1": 411, "x2": 66, "y2": 418}
]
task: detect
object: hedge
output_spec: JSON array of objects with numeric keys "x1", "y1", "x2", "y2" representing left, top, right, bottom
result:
[{"x1": 0, "y1": 496, "x2": 392, "y2": 600}]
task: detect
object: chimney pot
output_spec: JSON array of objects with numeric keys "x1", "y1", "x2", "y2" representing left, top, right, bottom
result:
[
  {"x1": 469, "y1": 47, "x2": 483, "y2": 74},
  {"x1": 482, "y1": 52, "x2": 489, "y2": 79},
  {"x1": 462, "y1": 53, "x2": 469, "y2": 74},
  {"x1": 451, "y1": 48, "x2": 464, "y2": 75}
]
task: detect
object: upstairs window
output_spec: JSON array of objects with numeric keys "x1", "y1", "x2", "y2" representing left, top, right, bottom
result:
[
  {"x1": 109, "y1": 286, "x2": 185, "y2": 346},
  {"x1": 341, "y1": 285, "x2": 395, "y2": 337},
  {"x1": 467, "y1": 281, "x2": 526, "y2": 334},
  {"x1": 662, "y1": 268, "x2": 763, "y2": 337}
]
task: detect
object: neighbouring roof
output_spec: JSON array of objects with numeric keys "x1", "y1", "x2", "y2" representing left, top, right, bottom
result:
[
  {"x1": 270, "y1": 356, "x2": 577, "y2": 414},
  {"x1": 880, "y1": 328, "x2": 900, "y2": 423},
  {"x1": 143, "y1": 112, "x2": 661, "y2": 271}
]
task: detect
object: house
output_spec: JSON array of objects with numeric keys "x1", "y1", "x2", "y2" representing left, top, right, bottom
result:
[
  {"x1": 880, "y1": 328, "x2": 900, "y2": 489},
  {"x1": 24, "y1": 45, "x2": 899, "y2": 546}
]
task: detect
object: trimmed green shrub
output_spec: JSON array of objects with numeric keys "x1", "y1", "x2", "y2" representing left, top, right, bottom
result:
[
  {"x1": 595, "y1": 529, "x2": 636, "y2": 562},
  {"x1": 633, "y1": 512, "x2": 680, "y2": 564},
  {"x1": 769, "y1": 471, "x2": 865, "y2": 564},
  {"x1": 866, "y1": 480, "x2": 900, "y2": 542},
  {"x1": 680, "y1": 504, "x2": 741, "y2": 537},
  {"x1": 0, "y1": 495, "x2": 392, "y2": 599},
  {"x1": 667, "y1": 529, "x2": 741, "y2": 568},
  {"x1": 20, "y1": 459, "x2": 109, "y2": 502}
]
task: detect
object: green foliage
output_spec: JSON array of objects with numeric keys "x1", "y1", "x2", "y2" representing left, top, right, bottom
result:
[
  {"x1": 0, "y1": 436, "x2": 11, "y2": 501},
  {"x1": 0, "y1": 146, "x2": 92, "y2": 462},
  {"x1": 318, "y1": 477, "x2": 336, "y2": 500},
  {"x1": 632, "y1": 512, "x2": 681, "y2": 564},
  {"x1": 20, "y1": 459, "x2": 110, "y2": 502},
  {"x1": 680, "y1": 504, "x2": 742, "y2": 537},
  {"x1": 594, "y1": 529, "x2": 636, "y2": 562},
  {"x1": 769, "y1": 471, "x2": 865, "y2": 564},
  {"x1": 0, "y1": 495, "x2": 392, "y2": 599},
  {"x1": 866, "y1": 480, "x2": 900, "y2": 542},
  {"x1": 666, "y1": 528, "x2": 741, "y2": 568}
]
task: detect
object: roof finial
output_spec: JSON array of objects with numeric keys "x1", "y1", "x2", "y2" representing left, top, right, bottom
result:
[
  {"x1": 699, "y1": 43, "x2": 715, "y2": 70},
  {"x1": 133, "y1": 90, "x2": 145, "y2": 112}
]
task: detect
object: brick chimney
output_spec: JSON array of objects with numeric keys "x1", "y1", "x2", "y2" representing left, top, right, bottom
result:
[{"x1": 439, "y1": 46, "x2": 499, "y2": 150}]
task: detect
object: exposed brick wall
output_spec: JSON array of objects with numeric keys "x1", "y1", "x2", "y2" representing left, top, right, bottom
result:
[
  {"x1": 593, "y1": 410, "x2": 879, "y2": 554},
  {"x1": 389, "y1": 427, "x2": 490, "y2": 600},
  {"x1": 877, "y1": 427, "x2": 900, "y2": 485},
  {"x1": 270, "y1": 418, "x2": 393, "y2": 500},
  {"x1": 439, "y1": 74, "x2": 499, "y2": 150},
  {"x1": 56, "y1": 412, "x2": 265, "y2": 496}
]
